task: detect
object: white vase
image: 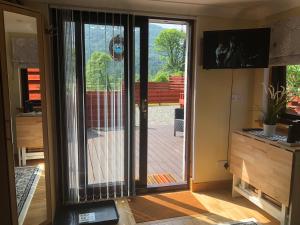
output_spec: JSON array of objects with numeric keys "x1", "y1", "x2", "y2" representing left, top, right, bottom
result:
[{"x1": 263, "y1": 124, "x2": 276, "y2": 136}]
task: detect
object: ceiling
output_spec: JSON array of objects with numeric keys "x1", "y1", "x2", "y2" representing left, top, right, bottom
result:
[
  {"x1": 28, "y1": 0, "x2": 300, "y2": 20},
  {"x1": 4, "y1": 11, "x2": 37, "y2": 34}
]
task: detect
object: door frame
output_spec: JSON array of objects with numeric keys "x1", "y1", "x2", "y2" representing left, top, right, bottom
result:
[
  {"x1": 0, "y1": 50, "x2": 14, "y2": 225},
  {"x1": 135, "y1": 17, "x2": 195, "y2": 194},
  {"x1": 0, "y1": 1, "x2": 52, "y2": 224},
  {"x1": 134, "y1": 16, "x2": 149, "y2": 190},
  {"x1": 52, "y1": 9, "x2": 195, "y2": 198}
]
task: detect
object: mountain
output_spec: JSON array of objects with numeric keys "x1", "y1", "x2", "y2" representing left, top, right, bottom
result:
[
  {"x1": 148, "y1": 24, "x2": 165, "y2": 77},
  {"x1": 84, "y1": 23, "x2": 165, "y2": 79}
]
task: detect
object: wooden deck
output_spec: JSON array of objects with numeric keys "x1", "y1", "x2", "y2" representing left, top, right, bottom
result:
[{"x1": 87, "y1": 124, "x2": 185, "y2": 185}]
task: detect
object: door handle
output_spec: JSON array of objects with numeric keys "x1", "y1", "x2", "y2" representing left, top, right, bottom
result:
[{"x1": 141, "y1": 99, "x2": 147, "y2": 113}]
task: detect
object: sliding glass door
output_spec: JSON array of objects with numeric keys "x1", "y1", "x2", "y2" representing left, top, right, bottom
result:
[
  {"x1": 53, "y1": 10, "x2": 133, "y2": 203},
  {"x1": 134, "y1": 18, "x2": 193, "y2": 192},
  {"x1": 53, "y1": 9, "x2": 193, "y2": 202},
  {"x1": 84, "y1": 20, "x2": 127, "y2": 199}
]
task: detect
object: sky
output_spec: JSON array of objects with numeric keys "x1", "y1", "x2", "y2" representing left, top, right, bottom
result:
[
  {"x1": 152, "y1": 22, "x2": 187, "y2": 32},
  {"x1": 87, "y1": 22, "x2": 187, "y2": 33}
]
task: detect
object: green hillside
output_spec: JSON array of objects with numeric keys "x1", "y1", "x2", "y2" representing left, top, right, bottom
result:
[{"x1": 84, "y1": 23, "x2": 165, "y2": 79}]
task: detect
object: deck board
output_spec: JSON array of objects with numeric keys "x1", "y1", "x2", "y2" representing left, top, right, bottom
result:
[{"x1": 87, "y1": 124, "x2": 185, "y2": 185}]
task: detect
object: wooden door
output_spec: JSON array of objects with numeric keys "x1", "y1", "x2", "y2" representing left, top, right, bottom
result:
[{"x1": 0, "y1": 2, "x2": 52, "y2": 225}]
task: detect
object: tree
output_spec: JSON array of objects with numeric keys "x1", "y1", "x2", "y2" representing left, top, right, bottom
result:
[
  {"x1": 154, "y1": 29, "x2": 186, "y2": 73},
  {"x1": 86, "y1": 51, "x2": 112, "y2": 91},
  {"x1": 152, "y1": 70, "x2": 169, "y2": 82},
  {"x1": 287, "y1": 65, "x2": 300, "y2": 99}
]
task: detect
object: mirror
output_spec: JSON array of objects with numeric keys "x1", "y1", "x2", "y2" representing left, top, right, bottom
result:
[{"x1": 3, "y1": 10, "x2": 48, "y2": 225}]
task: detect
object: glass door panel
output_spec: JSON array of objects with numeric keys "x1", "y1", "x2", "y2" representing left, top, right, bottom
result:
[
  {"x1": 146, "y1": 20, "x2": 188, "y2": 188},
  {"x1": 84, "y1": 21, "x2": 127, "y2": 199},
  {"x1": 134, "y1": 27, "x2": 141, "y2": 182},
  {"x1": 134, "y1": 18, "x2": 191, "y2": 192},
  {"x1": 54, "y1": 10, "x2": 131, "y2": 202}
]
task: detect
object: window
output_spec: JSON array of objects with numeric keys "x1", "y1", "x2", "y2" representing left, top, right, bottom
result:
[
  {"x1": 21, "y1": 68, "x2": 41, "y2": 109},
  {"x1": 271, "y1": 65, "x2": 300, "y2": 123},
  {"x1": 286, "y1": 65, "x2": 300, "y2": 116}
]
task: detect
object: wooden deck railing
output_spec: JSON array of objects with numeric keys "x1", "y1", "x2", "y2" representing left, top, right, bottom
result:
[
  {"x1": 86, "y1": 76, "x2": 185, "y2": 128},
  {"x1": 287, "y1": 96, "x2": 300, "y2": 115}
]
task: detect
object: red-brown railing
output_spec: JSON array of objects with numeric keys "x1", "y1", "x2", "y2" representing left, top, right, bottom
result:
[
  {"x1": 85, "y1": 91, "x2": 126, "y2": 128},
  {"x1": 134, "y1": 82, "x2": 181, "y2": 104},
  {"x1": 287, "y1": 96, "x2": 300, "y2": 115},
  {"x1": 85, "y1": 76, "x2": 185, "y2": 128},
  {"x1": 169, "y1": 76, "x2": 184, "y2": 90}
]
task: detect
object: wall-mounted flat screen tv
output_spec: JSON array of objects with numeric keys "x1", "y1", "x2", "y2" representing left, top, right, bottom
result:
[{"x1": 203, "y1": 28, "x2": 271, "y2": 69}]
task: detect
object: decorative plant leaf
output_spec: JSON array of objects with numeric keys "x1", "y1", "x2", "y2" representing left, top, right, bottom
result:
[{"x1": 263, "y1": 84, "x2": 288, "y2": 125}]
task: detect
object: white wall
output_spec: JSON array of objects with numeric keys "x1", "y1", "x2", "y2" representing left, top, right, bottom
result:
[{"x1": 192, "y1": 16, "x2": 264, "y2": 183}]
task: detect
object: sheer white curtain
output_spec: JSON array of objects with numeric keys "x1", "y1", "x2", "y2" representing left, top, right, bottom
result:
[{"x1": 53, "y1": 8, "x2": 133, "y2": 204}]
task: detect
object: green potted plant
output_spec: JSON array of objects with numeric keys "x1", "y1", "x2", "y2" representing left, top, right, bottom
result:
[{"x1": 263, "y1": 84, "x2": 287, "y2": 136}]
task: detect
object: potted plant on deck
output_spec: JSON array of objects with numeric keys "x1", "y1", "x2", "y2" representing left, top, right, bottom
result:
[{"x1": 263, "y1": 84, "x2": 287, "y2": 136}]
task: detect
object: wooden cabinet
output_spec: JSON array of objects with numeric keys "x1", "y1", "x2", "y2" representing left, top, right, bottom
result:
[
  {"x1": 231, "y1": 132, "x2": 293, "y2": 206},
  {"x1": 230, "y1": 131, "x2": 300, "y2": 225},
  {"x1": 16, "y1": 115, "x2": 44, "y2": 166},
  {"x1": 16, "y1": 115, "x2": 43, "y2": 148}
]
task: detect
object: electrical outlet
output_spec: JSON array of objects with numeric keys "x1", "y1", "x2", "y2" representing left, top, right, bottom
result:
[
  {"x1": 217, "y1": 160, "x2": 228, "y2": 170},
  {"x1": 232, "y1": 94, "x2": 241, "y2": 102}
]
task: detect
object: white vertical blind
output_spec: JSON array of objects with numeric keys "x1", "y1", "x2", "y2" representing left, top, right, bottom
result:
[
  {"x1": 62, "y1": 9, "x2": 80, "y2": 203},
  {"x1": 54, "y1": 8, "x2": 133, "y2": 204}
]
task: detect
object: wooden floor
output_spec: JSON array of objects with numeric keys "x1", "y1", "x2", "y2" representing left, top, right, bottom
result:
[
  {"x1": 23, "y1": 160, "x2": 47, "y2": 225},
  {"x1": 87, "y1": 124, "x2": 185, "y2": 185},
  {"x1": 116, "y1": 190, "x2": 279, "y2": 225}
]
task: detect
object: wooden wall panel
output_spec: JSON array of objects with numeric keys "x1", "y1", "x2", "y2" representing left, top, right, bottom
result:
[
  {"x1": 230, "y1": 132, "x2": 293, "y2": 206},
  {"x1": 0, "y1": 55, "x2": 13, "y2": 225}
]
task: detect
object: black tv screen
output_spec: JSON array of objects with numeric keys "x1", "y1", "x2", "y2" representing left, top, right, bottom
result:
[{"x1": 203, "y1": 28, "x2": 271, "y2": 69}]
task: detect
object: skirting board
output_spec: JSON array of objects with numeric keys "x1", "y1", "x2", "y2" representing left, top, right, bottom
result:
[{"x1": 191, "y1": 179, "x2": 232, "y2": 192}]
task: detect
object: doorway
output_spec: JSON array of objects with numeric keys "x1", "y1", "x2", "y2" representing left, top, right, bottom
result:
[
  {"x1": 135, "y1": 18, "x2": 193, "y2": 193},
  {"x1": 52, "y1": 10, "x2": 194, "y2": 202},
  {"x1": 0, "y1": 4, "x2": 51, "y2": 225},
  {"x1": 53, "y1": 10, "x2": 132, "y2": 202}
]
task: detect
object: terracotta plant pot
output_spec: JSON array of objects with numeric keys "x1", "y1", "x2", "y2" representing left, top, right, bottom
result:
[{"x1": 263, "y1": 124, "x2": 276, "y2": 136}]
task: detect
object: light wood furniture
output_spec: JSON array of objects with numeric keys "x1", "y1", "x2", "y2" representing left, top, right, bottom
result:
[
  {"x1": 16, "y1": 114, "x2": 44, "y2": 166},
  {"x1": 230, "y1": 131, "x2": 300, "y2": 225}
]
